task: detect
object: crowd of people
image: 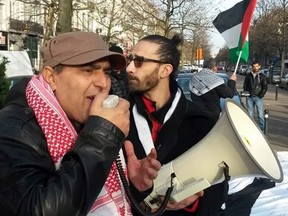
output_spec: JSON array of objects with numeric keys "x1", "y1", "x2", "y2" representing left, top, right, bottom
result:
[{"x1": 0, "y1": 31, "x2": 271, "y2": 216}]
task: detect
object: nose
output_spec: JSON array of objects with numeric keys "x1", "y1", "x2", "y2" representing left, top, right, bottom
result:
[
  {"x1": 92, "y1": 70, "x2": 110, "y2": 89},
  {"x1": 126, "y1": 60, "x2": 135, "y2": 74}
]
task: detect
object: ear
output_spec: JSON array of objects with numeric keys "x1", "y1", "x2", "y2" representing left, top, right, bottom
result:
[
  {"x1": 42, "y1": 66, "x2": 57, "y2": 91},
  {"x1": 160, "y1": 64, "x2": 173, "y2": 79}
]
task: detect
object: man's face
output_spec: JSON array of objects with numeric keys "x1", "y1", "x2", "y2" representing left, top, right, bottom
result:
[
  {"x1": 126, "y1": 40, "x2": 162, "y2": 93},
  {"x1": 50, "y1": 59, "x2": 111, "y2": 124},
  {"x1": 252, "y1": 63, "x2": 261, "y2": 73}
]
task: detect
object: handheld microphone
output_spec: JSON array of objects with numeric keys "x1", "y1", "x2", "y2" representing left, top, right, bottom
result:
[{"x1": 102, "y1": 95, "x2": 119, "y2": 108}]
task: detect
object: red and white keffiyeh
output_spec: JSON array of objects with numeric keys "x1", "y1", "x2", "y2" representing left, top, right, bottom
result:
[{"x1": 26, "y1": 75, "x2": 131, "y2": 216}]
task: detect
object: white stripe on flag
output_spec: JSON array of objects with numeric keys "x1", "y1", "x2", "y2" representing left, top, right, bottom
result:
[{"x1": 221, "y1": 23, "x2": 242, "y2": 49}]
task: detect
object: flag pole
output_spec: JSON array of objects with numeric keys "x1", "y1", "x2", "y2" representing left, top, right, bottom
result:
[{"x1": 233, "y1": 50, "x2": 243, "y2": 75}]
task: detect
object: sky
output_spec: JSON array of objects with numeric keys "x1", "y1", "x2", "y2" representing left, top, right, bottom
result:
[{"x1": 209, "y1": 0, "x2": 243, "y2": 56}]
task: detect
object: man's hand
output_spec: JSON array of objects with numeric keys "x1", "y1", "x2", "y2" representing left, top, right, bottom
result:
[
  {"x1": 230, "y1": 73, "x2": 237, "y2": 81},
  {"x1": 148, "y1": 191, "x2": 204, "y2": 213},
  {"x1": 124, "y1": 141, "x2": 161, "y2": 192},
  {"x1": 89, "y1": 92, "x2": 130, "y2": 136},
  {"x1": 164, "y1": 191, "x2": 204, "y2": 210}
]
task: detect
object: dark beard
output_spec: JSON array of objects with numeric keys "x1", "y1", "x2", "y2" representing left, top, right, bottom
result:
[{"x1": 128, "y1": 65, "x2": 160, "y2": 93}]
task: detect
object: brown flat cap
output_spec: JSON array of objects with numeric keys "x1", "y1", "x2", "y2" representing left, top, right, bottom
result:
[{"x1": 41, "y1": 32, "x2": 126, "y2": 70}]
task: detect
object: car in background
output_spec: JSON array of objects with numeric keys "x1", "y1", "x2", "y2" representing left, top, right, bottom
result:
[
  {"x1": 179, "y1": 68, "x2": 192, "y2": 73},
  {"x1": 238, "y1": 65, "x2": 249, "y2": 75},
  {"x1": 176, "y1": 73, "x2": 191, "y2": 100},
  {"x1": 227, "y1": 65, "x2": 236, "y2": 73},
  {"x1": 245, "y1": 66, "x2": 252, "y2": 75},
  {"x1": 269, "y1": 67, "x2": 282, "y2": 84},
  {"x1": 176, "y1": 72, "x2": 242, "y2": 110},
  {"x1": 279, "y1": 74, "x2": 288, "y2": 90},
  {"x1": 260, "y1": 66, "x2": 270, "y2": 78},
  {"x1": 182, "y1": 64, "x2": 199, "y2": 73}
]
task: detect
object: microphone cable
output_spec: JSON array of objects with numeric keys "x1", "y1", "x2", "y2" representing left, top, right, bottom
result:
[{"x1": 116, "y1": 155, "x2": 175, "y2": 216}]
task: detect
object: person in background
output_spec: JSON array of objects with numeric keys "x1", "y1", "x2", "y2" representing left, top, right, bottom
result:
[
  {"x1": 125, "y1": 34, "x2": 228, "y2": 216},
  {"x1": 189, "y1": 58, "x2": 237, "y2": 119},
  {"x1": 0, "y1": 31, "x2": 161, "y2": 216},
  {"x1": 243, "y1": 61, "x2": 268, "y2": 131},
  {"x1": 109, "y1": 45, "x2": 129, "y2": 99}
]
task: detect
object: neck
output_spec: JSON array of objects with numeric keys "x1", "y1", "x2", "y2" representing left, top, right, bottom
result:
[{"x1": 143, "y1": 79, "x2": 171, "y2": 110}]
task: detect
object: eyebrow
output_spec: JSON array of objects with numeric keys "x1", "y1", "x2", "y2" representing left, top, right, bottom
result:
[
  {"x1": 90, "y1": 64, "x2": 102, "y2": 70},
  {"x1": 80, "y1": 63, "x2": 111, "y2": 70}
]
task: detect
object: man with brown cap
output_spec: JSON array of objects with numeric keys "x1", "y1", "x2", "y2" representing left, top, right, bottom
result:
[{"x1": 0, "y1": 32, "x2": 160, "y2": 216}]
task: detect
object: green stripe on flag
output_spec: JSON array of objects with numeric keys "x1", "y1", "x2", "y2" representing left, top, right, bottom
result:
[{"x1": 229, "y1": 35, "x2": 249, "y2": 63}]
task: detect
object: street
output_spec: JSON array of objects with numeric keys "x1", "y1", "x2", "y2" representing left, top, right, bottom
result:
[{"x1": 228, "y1": 72, "x2": 288, "y2": 151}]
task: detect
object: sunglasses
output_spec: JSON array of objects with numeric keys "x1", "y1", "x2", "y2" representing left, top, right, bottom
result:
[{"x1": 126, "y1": 55, "x2": 167, "y2": 68}]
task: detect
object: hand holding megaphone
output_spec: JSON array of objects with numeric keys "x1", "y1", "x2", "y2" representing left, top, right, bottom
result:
[
  {"x1": 164, "y1": 191, "x2": 204, "y2": 211},
  {"x1": 90, "y1": 94, "x2": 130, "y2": 136}
]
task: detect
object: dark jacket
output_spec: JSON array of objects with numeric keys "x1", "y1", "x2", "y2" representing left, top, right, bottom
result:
[
  {"x1": 190, "y1": 81, "x2": 236, "y2": 118},
  {"x1": 127, "y1": 80, "x2": 227, "y2": 216},
  {"x1": 0, "y1": 78, "x2": 125, "y2": 216},
  {"x1": 243, "y1": 72, "x2": 268, "y2": 98},
  {"x1": 110, "y1": 69, "x2": 129, "y2": 99}
]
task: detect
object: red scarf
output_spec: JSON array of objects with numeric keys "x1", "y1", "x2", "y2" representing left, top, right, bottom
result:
[{"x1": 142, "y1": 96, "x2": 162, "y2": 143}]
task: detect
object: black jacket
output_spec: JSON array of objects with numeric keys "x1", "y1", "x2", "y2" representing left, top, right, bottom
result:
[
  {"x1": 243, "y1": 72, "x2": 268, "y2": 98},
  {"x1": 110, "y1": 69, "x2": 129, "y2": 99},
  {"x1": 0, "y1": 78, "x2": 125, "y2": 216},
  {"x1": 127, "y1": 80, "x2": 227, "y2": 216},
  {"x1": 190, "y1": 80, "x2": 236, "y2": 118}
]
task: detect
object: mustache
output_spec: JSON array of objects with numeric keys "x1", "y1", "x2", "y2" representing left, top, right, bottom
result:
[{"x1": 127, "y1": 74, "x2": 139, "y2": 81}]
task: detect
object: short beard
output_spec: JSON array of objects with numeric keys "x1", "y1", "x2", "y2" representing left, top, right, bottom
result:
[{"x1": 129, "y1": 65, "x2": 160, "y2": 93}]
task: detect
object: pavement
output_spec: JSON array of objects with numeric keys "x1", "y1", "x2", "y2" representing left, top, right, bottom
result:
[
  {"x1": 233, "y1": 73, "x2": 288, "y2": 152},
  {"x1": 260, "y1": 84, "x2": 288, "y2": 151}
]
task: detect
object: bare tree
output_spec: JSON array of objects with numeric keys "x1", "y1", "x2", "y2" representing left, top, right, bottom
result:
[
  {"x1": 56, "y1": 0, "x2": 72, "y2": 34},
  {"x1": 87, "y1": 0, "x2": 129, "y2": 44},
  {"x1": 14, "y1": 0, "x2": 216, "y2": 60},
  {"x1": 123, "y1": 0, "x2": 185, "y2": 37},
  {"x1": 212, "y1": 0, "x2": 282, "y2": 65},
  {"x1": 155, "y1": 0, "x2": 186, "y2": 36},
  {"x1": 250, "y1": 0, "x2": 287, "y2": 66},
  {"x1": 175, "y1": 0, "x2": 213, "y2": 65},
  {"x1": 121, "y1": 0, "x2": 159, "y2": 41},
  {"x1": 43, "y1": 1, "x2": 58, "y2": 41},
  {"x1": 16, "y1": 0, "x2": 59, "y2": 42},
  {"x1": 215, "y1": 46, "x2": 229, "y2": 65}
]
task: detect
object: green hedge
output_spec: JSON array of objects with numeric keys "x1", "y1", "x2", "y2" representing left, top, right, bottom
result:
[{"x1": 0, "y1": 55, "x2": 11, "y2": 109}]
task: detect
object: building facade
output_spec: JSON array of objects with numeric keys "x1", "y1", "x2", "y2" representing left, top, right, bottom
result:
[
  {"x1": 0, "y1": 0, "x2": 138, "y2": 67},
  {"x1": 0, "y1": 0, "x2": 44, "y2": 67}
]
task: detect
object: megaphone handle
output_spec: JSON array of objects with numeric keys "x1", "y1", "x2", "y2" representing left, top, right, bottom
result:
[
  {"x1": 222, "y1": 161, "x2": 231, "y2": 181},
  {"x1": 221, "y1": 161, "x2": 230, "y2": 213}
]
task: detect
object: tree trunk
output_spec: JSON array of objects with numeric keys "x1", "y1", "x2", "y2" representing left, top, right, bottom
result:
[
  {"x1": 56, "y1": 0, "x2": 73, "y2": 34},
  {"x1": 43, "y1": 2, "x2": 57, "y2": 42}
]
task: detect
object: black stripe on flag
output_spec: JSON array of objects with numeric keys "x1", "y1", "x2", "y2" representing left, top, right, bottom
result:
[{"x1": 213, "y1": 0, "x2": 250, "y2": 34}]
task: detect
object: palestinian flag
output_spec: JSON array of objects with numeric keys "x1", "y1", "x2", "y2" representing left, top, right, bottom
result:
[{"x1": 213, "y1": 0, "x2": 257, "y2": 63}]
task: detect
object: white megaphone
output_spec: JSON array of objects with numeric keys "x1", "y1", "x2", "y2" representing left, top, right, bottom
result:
[{"x1": 144, "y1": 99, "x2": 283, "y2": 210}]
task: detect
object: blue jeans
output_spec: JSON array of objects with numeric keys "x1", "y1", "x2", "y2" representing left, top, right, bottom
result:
[{"x1": 246, "y1": 96, "x2": 265, "y2": 130}]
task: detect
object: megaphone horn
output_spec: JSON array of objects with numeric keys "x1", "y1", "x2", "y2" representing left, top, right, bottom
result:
[{"x1": 144, "y1": 99, "x2": 283, "y2": 210}]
